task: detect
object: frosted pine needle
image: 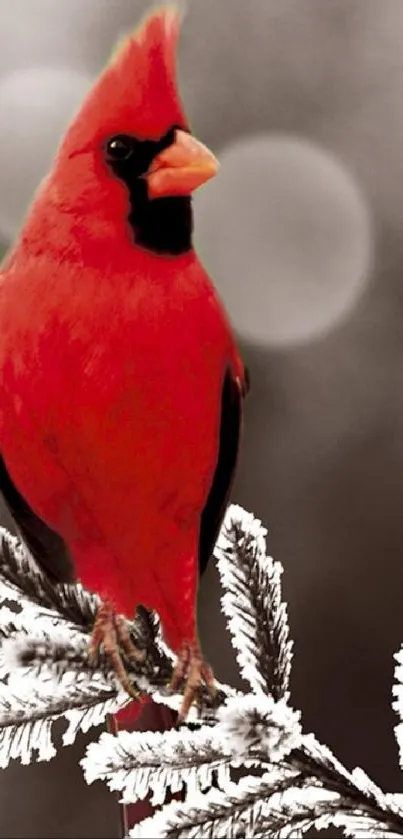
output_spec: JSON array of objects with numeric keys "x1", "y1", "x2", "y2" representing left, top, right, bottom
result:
[{"x1": 0, "y1": 506, "x2": 403, "y2": 837}]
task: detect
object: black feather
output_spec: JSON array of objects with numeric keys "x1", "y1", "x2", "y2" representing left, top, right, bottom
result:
[
  {"x1": 107, "y1": 125, "x2": 193, "y2": 256},
  {"x1": 198, "y1": 371, "x2": 244, "y2": 576},
  {"x1": 0, "y1": 454, "x2": 75, "y2": 584}
]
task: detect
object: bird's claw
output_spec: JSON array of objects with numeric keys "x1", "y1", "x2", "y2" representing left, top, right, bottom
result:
[
  {"x1": 170, "y1": 641, "x2": 215, "y2": 721},
  {"x1": 89, "y1": 602, "x2": 146, "y2": 700}
]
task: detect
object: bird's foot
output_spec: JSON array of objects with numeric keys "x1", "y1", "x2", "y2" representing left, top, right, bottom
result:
[
  {"x1": 170, "y1": 641, "x2": 215, "y2": 721},
  {"x1": 89, "y1": 601, "x2": 146, "y2": 700}
]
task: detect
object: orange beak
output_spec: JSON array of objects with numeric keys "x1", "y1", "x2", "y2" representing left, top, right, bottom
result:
[{"x1": 146, "y1": 129, "x2": 219, "y2": 199}]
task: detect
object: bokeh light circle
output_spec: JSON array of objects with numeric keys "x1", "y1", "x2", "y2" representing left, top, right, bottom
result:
[
  {"x1": 0, "y1": 67, "x2": 92, "y2": 240},
  {"x1": 194, "y1": 134, "x2": 373, "y2": 347}
]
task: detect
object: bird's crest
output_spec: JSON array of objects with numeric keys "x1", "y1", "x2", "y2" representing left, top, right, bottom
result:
[{"x1": 58, "y1": 3, "x2": 188, "y2": 159}]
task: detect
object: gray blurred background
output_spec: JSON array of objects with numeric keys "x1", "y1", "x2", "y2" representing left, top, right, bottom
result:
[{"x1": 0, "y1": 0, "x2": 403, "y2": 835}]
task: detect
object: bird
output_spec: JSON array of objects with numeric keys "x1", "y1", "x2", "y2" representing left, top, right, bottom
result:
[{"x1": 0, "y1": 4, "x2": 247, "y2": 721}]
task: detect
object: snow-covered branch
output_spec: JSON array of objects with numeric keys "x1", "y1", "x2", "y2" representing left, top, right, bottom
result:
[
  {"x1": 1, "y1": 505, "x2": 403, "y2": 838},
  {"x1": 215, "y1": 507, "x2": 293, "y2": 702},
  {"x1": 0, "y1": 541, "x2": 222, "y2": 770},
  {"x1": 82, "y1": 724, "x2": 233, "y2": 807}
]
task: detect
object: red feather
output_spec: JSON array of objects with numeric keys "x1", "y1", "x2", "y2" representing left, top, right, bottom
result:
[{"x1": 0, "y1": 4, "x2": 244, "y2": 703}]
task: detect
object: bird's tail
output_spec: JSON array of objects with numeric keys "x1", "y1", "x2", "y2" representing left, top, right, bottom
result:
[{"x1": 107, "y1": 699, "x2": 178, "y2": 836}]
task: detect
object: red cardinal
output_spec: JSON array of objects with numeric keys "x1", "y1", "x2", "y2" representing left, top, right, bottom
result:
[{"x1": 0, "y1": 4, "x2": 246, "y2": 719}]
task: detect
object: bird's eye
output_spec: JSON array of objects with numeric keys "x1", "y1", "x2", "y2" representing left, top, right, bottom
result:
[{"x1": 106, "y1": 135, "x2": 135, "y2": 161}]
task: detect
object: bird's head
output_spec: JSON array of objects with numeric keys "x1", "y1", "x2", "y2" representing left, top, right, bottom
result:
[{"x1": 44, "y1": 4, "x2": 218, "y2": 257}]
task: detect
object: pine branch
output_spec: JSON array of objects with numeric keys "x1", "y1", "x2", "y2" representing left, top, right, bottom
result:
[
  {"x1": 0, "y1": 668, "x2": 126, "y2": 766},
  {"x1": 284, "y1": 736, "x2": 403, "y2": 837},
  {"x1": 215, "y1": 505, "x2": 293, "y2": 701},
  {"x1": 126, "y1": 505, "x2": 403, "y2": 837},
  {"x1": 392, "y1": 646, "x2": 403, "y2": 769},
  {"x1": 0, "y1": 527, "x2": 99, "y2": 629},
  {"x1": 129, "y1": 765, "x2": 403, "y2": 839},
  {"x1": 82, "y1": 725, "x2": 233, "y2": 807},
  {"x1": 82, "y1": 694, "x2": 302, "y2": 810},
  {"x1": 128, "y1": 773, "x2": 336, "y2": 838},
  {"x1": 217, "y1": 694, "x2": 301, "y2": 764},
  {"x1": 80, "y1": 674, "x2": 403, "y2": 838},
  {"x1": 0, "y1": 576, "x2": 224, "y2": 768},
  {"x1": 2, "y1": 616, "x2": 223, "y2": 719},
  {"x1": 2, "y1": 505, "x2": 403, "y2": 838}
]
